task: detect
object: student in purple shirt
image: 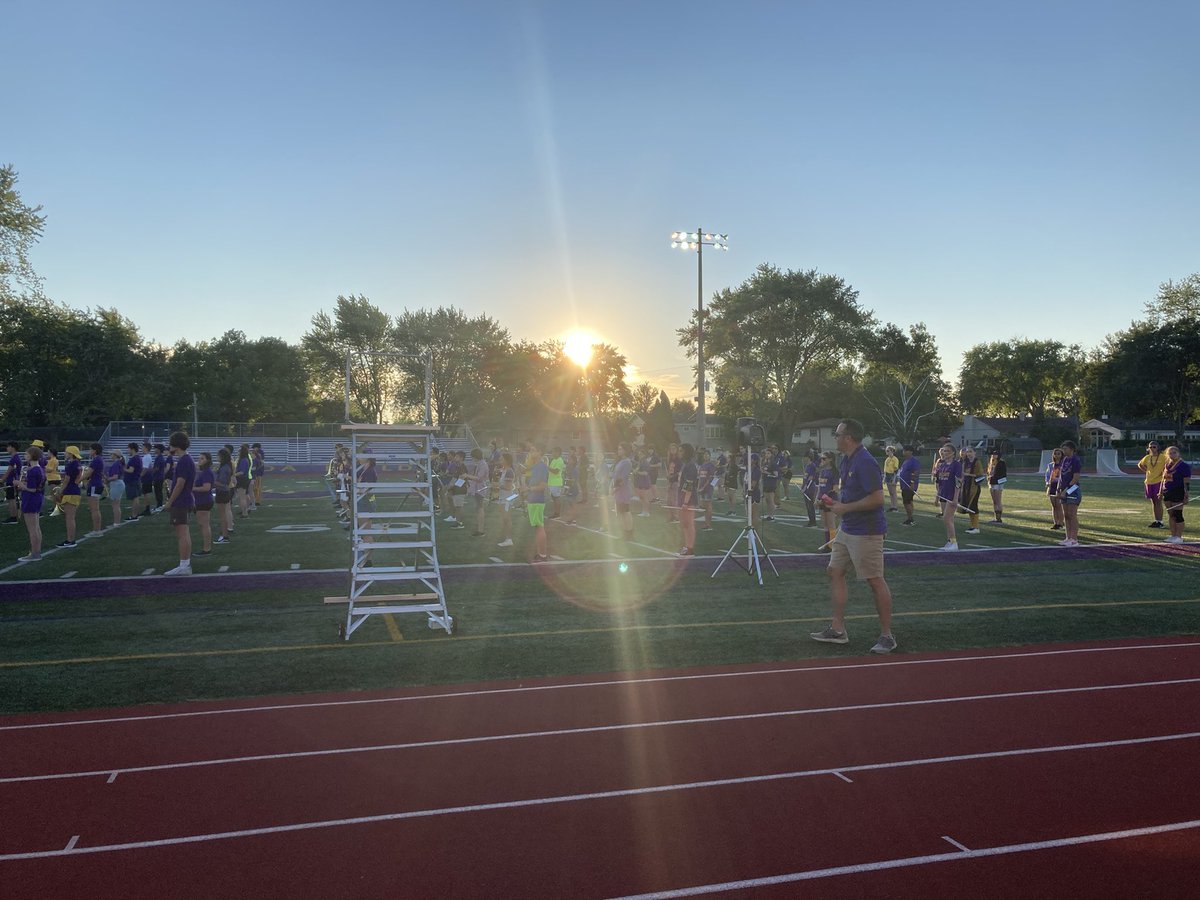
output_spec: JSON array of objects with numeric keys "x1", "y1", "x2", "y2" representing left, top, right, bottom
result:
[
  {"x1": 123, "y1": 442, "x2": 144, "y2": 520},
  {"x1": 86, "y1": 443, "x2": 106, "y2": 535},
  {"x1": 1056, "y1": 440, "x2": 1083, "y2": 547},
  {"x1": 151, "y1": 444, "x2": 168, "y2": 512},
  {"x1": 933, "y1": 444, "x2": 962, "y2": 550},
  {"x1": 57, "y1": 446, "x2": 84, "y2": 548},
  {"x1": 677, "y1": 443, "x2": 698, "y2": 556},
  {"x1": 698, "y1": 449, "x2": 716, "y2": 532},
  {"x1": 1160, "y1": 446, "x2": 1192, "y2": 544},
  {"x1": 192, "y1": 451, "x2": 216, "y2": 557},
  {"x1": 164, "y1": 432, "x2": 196, "y2": 575},
  {"x1": 235, "y1": 444, "x2": 253, "y2": 519},
  {"x1": 897, "y1": 446, "x2": 922, "y2": 526},
  {"x1": 106, "y1": 451, "x2": 126, "y2": 526},
  {"x1": 4, "y1": 440, "x2": 22, "y2": 524},
  {"x1": 18, "y1": 445, "x2": 46, "y2": 561},
  {"x1": 611, "y1": 443, "x2": 635, "y2": 541},
  {"x1": 811, "y1": 419, "x2": 896, "y2": 655}
]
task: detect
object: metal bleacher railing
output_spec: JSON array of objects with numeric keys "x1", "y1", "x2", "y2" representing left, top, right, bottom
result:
[{"x1": 102, "y1": 421, "x2": 479, "y2": 466}]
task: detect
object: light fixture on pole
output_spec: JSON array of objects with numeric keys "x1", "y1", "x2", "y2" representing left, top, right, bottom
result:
[{"x1": 669, "y1": 229, "x2": 727, "y2": 449}]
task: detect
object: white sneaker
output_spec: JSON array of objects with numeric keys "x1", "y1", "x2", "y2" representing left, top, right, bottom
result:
[
  {"x1": 49, "y1": 507, "x2": 62, "y2": 517},
  {"x1": 965, "y1": 528, "x2": 981, "y2": 535},
  {"x1": 941, "y1": 541, "x2": 959, "y2": 551},
  {"x1": 497, "y1": 538, "x2": 513, "y2": 547},
  {"x1": 86, "y1": 531, "x2": 104, "y2": 538},
  {"x1": 637, "y1": 512, "x2": 651, "y2": 517},
  {"x1": 164, "y1": 564, "x2": 193, "y2": 576},
  {"x1": 444, "y1": 516, "x2": 457, "y2": 524},
  {"x1": 1165, "y1": 536, "x2": 1184, "y2": 544},
  {"x1": 1058, "y1": 539, "x2": 1079, "y2": 546}
]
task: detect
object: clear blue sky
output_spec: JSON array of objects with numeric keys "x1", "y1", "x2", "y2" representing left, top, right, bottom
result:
[{"x1": 8, "y1": 0, "x2": 1198, "y2": 398}]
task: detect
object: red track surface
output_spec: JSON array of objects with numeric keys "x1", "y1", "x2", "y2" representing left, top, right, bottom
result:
[{"x1": 4, "y1": 638, "x2": 1200, "y2": 898}]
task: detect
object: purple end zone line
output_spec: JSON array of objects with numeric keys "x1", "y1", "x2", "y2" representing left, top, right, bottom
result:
[{"x1": 0, "y1": 542, "x2": 1196, "y2": 603}]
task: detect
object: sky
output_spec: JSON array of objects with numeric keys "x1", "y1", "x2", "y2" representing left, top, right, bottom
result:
[{"x1": 7, "y1": 0, "x2": 1199, "y2": 399}]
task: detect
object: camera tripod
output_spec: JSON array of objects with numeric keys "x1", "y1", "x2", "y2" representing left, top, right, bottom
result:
[{"x1": 712, "y1": 444, "x2": 779, "y2": 585}]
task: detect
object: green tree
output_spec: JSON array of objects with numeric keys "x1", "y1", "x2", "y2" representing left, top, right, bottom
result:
[
  {"x1": 957, "y1": 339, "x2": 1083, "y2": 423},
  {"x1": 626, "y1": 382, "x2": 661, "y2": 416},
  {"x1": 671, "y1": 397, "x2": 697, "y2": 419},
  {"x1": 860, "y1": 323, "x2": 955, "y2": 444},
  {"x1": 164, "y1": 332, "x2": 311, "y2": 422},
  {"x1": 0, "y1": 165, "x2": 46, "y2": 301},
  {"x1": 679, "y1": 264, "x2": 877, "y2": 444},
  {"x1": 642, "y1": 390, "x2": 677, "y2": 449},
  {"x1": 1145, "y1": 273, "x2": 1200, "y2": 325},
  {"x1": 302, "y1": 295, "x2": 399, "y2": 424}
]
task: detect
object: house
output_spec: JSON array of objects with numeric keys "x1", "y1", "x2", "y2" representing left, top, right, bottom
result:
[
  {"x1": 1080, "y1": 417, "x2": 1123, "y2": 449},
  {"x1": 790, "y1": 418, "x2": 843, "y2": 453},
  {"x1": 674, "y1": 416, "x2": 732, "y2": 451},
  {"x1": 949, "y1": 414, "x2": 1079, "y2": 451}
]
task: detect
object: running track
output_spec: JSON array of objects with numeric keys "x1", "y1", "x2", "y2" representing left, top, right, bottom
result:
[{"x1": 3, "y1": 637, "x2": 1199, "y2": 897}]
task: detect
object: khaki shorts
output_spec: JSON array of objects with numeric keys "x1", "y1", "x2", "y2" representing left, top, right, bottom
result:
[
  {"x1": 60, "y1": 493, "x2": 82, "y2": 507},
  {"x1": 828, "y1": 531, "x2": 885, "y2": 581}
]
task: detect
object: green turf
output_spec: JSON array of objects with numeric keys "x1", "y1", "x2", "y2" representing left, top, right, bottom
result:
[{"x1": 1, "y1": 473, "x2": 1197, "y2": 715}]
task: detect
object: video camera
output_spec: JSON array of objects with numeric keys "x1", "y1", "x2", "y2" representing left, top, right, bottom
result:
[{"x1": 736, "y1": 417, "x2": 766, "y2": 450}]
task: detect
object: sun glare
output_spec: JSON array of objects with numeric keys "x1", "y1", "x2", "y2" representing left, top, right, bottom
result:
[{"x1": 562, "y1": 330, "x2": 599, "y2": 368}]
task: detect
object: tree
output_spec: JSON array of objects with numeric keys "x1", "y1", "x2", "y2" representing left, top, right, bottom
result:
[
  {"x1": 860, "y1": 323, "x2": 954, "y2": 444},
  {"x1": 0, "y1": 165, "x2": 46, "y2": 301},
  {"x1": 957, "y1": 339, "x2": 1083, "y2": 422},
  {"x1": 671, "y1": 397, "x2": 696, "y2": 419},
  {"x1": 643, "y1": 390, "x2": 677, "y2": 449},
  {"x1": 1089, "y1": 319, "x2": 1200, "y2": 442},
  {"x1": 302, "y1": 295, "x2": 399, "y2": 423},
  {"x1": 391, "y1": 307, "x2": 510, "y2": 425},
  {"x1": 679, "y1": 264, "x2": 877, "y2": 445},
  {"x1": 626, "y1": 382, "x2": 661, "y2": 416},
  {"x1": 1145, "y1": 273, "x2": 1200, "y2": 325}
]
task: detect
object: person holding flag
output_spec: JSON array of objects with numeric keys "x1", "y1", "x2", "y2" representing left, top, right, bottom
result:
[{"x1": 897, "y1": 445, "x2": 921, "y2": 526}]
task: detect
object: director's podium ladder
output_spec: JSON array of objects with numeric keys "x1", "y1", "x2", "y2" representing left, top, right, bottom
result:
[{"x1": 326, "y1": 423, "x2": 454, "y2": 640}]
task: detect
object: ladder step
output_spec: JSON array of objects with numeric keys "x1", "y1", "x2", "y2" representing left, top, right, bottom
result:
[
  {"x1": 355, "y1": 482, "x2": 430, "y2": 491},
  {"x1": 325, "y1": 593, "x2": 440, "y2": 604},
  {"x1": 348, "y1": 604, "x2": 444, "y2": 616},
  {"x1": 355, "y1": 511, "x2": 433, "y2": 519},
  {"x1": 356, "y1": 540, "x2": 432, "y2": 550},
  {"x1": 353, "y1": 570, "x2": 442, "y2": 582}
]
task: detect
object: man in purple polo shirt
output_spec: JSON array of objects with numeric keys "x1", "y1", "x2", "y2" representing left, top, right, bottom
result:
[
  {"x1": 810, "y1": 418, "x2": 896, "y2": 654},
  {"x1": 163, "y1": 431, "x2": 196, "y2": 575}
]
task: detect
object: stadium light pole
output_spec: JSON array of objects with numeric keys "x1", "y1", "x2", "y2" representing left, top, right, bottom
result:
[{"x1": 670, "y1": 229, "x2": 727, "y2": 450}]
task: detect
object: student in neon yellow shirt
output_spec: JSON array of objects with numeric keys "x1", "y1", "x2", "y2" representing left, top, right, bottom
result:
[
  {"x1": 883, "y1": 445, "x2": 900, "y2": 512},
  {"x1": 547, "y1": 447, "x2": 565, "y2": 519},
  {"x1": 1138, "y1": 441, "x2": 1167, "y2": 528}
]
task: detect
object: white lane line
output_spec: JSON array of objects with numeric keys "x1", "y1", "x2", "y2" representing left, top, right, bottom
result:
[
  {"x1": 832, "y1": 772, "x2": 853, "y2": 783},
  {"x1": 64, "y1": 835, "x2": 79, "y2": 851},
  {"x1": 289, "y1": 563, "x2": 300, "y2": 570},
  {"x1": 6, "y1": 639, "x2": 1200, "y2": 733},
  {"x1": 6, "y1": 683, "x2": 1199, "y2": 785},
  {"x1": 107, "y1": 772, "x2": 117, "y2": 784},
  {"x1": 218, "y1": 565, "x2": 229, "y2": 573},
  {"x1": 883, "y1": 539, "x2": 942, "y2": 549},
  {"x1": 549, "y1": 555, "x2": 565, "y2": 561},
  {"x1": 608, "y1": 553, "x2": 624, "y2": 558},
  {"x1": 488, "y1": 557, "x2": 504, "y2": 564},
  {"x1": 942, "y1": 835, "x2": 970, "y2": 852},
  {"x1": 613, "y1": 820, "x2": 1200, "y2": 898},
  {"x1": 3, "y1": 741, "x2": 1199, "y2": 864},
  {"x1": 59, "y1": 571, "x2": 77, "y2": 579},
  {"x1": 570, "y1": 520, "x2": 679, "y2": 558},
  {"x1": 140, "y1": 568, "x2": 154, "y2": 576}
]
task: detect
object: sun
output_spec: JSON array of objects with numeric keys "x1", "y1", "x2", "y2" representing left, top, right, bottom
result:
[{"x1": 562, "y1": 329, "x2": 600, "y2": 368}]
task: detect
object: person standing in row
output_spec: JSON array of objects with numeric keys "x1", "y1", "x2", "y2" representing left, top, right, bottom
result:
[
  {"x1": 5, "y1": 440, "x2": 24, "y2": 524},
  {"x1": 17, "y1": 445, "x2": 45, "y2": 561},
  {"x1": 611, "y1": 443, "x2": 635, "y2": 541},
  {"x1": 1057, "y1": 440, "x2": 1083, "y2": 547},
  {"x1": 251, "y1": 443, "x2": 265, "y2": 509},
  {"x1": 1045, "y1": 447, "x2": 1066, "y2": 530},
  {"x1": 163, "y1": 432, "x2": 196, "y2": 576},
  {"x1": 883, "y1": 445, "x2": 899, "y2": 512},
  {"x1": 801, "y1": 449, "x2": 819, "y2": 527},
  {"x1": 698, "y1": 448, "x2": 716, "y2": 531},
  {"x1": 56, "y1": 446, "x2": 84, "y2": 547},
  {"x1": 496, "y1": 452, "x2": 516, "y2": 548},
  {"x1": 193, "y1": 452, "x2": 215, "y2": 557},
  {"x1": 106, "y1": 450, "x2": 126, "y2": 524},
  {"x1": 815, "y1": 451, "x2": 839, "y2": 550},
  {"x1": 933, "y1": 444, "x2": 961, "y2": 551},
  {"x1": 987, "y1": 450, "x2": 1007, "y2": 524},
  {"x1": 960, "y1": 446, "x2": 984, "y2": 535},
  {"x1": 214, "y1": 447, "x2": 235, "y2": 544},
  {"x1": 665, "y1": 444, "x2": 680, "y2": 524},
  {"x1": 467, "y1": 447, "x2": 490, "y2": 537},
  {"x1": 897, "y1": 445, "x2": 921, "y2": 526},
  {"x1": 1160, "y1": 446, "x2": 1191, "y2": 544},
  {"x1": 235, "y1": 444, "x2": 253, "y2": 519},
  {"x1": 525, "y1": 445, "x2": 549, "y2": 562},
  {"x1": 123, "y1": 442, "x2": 144, "y2": 520},
  {"x1": 43, "y1": 443, "x2": 62, "y2": 517},
  {"x1": 677, "y1": 443, "x2": 698, "y2": 557},
  {"x1": 85, "y1": 443, "x2": 105, "y2": 536},
  {"x1": 810, "y1": 418, "x2": 896, "y2": 654},
  {"x1": 547, "y1": 446, "x2": 564, "y2": 519},
  {"x1": 1138, "y1": 440, "x2": 1166, "y2": 529}
]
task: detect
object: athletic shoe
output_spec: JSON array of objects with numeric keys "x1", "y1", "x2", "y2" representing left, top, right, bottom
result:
[
  {"x1": 809, "y1": 625, "x2": 849, "y2": 645},
  {"x1": 678, "y1": 548, "x2": 694, "y2": 557},
  {"x1": 870, "y1": 634, "x2": 898, "y2": 654},
  {"x1": 124, "y1": 516, "x2": 139, "y2": 522},
  {"x1": 17, "y1": 554, "x2": 41, "y2": 562},
  {"x1": 1165, "y1": 536, "x2": 1184, "y2": 544},
  {"x1": 965, "y1": 528, "x2": 981, "y2": 535},
  {"x1": 991, "y1": 518, "x2": 1003, "y2": 524},
  {"x1": 497, "y1": 538, "x2": 514, "y2": 547},
  {"x1": 164, "y1": 564, "x2": 193, "y2": 576},
  {"x1": 2, "y1": 517, "x2": 18, "y2": 525},
  {"x1": 901, "y1": 519, "x2": 915, "y2": 526},
  {"x1": 763, "y1": 515, "x2": 775, "y2": 521},
  {"x1": 1058, "y1": 539, "x2": 1079, "y2": 547},
  {"x1": 1149, "y1": 521, "x2": 1164, "y2": 528},
  {"x1": 888, "y1": 507, "x2": 897, "y2": 512},
  {"x1": 48, "y1": 507, "x2": 62, "y2": 517},
  {"x1": 701, "y1": 526, "x2": 714, "y2": 531},
  {"x1": 452, "y1": 522, "x2": 465, "y2": 529},
  {"x1": 194, "y1": 549, "x2": 212, "y2": 556},
  {"x1": 806, "y1": 522, "x2": 820, "y2": 528},
  {"x1": 215, "y1": 535, "x2": 230, "y2": 544},
  {"x1": 56, "y1": 540, "x2": 78, "y2": 548},
  {"x1": 637, "y1": 512, "x2": 651, "y2": 517},
  {"x1": 444, "y1": 516, "x2": 457, "y2": 524},
  {"x1": 470, "y1": 531, "x2": 485, "y2": 537},
  {"x1": 941, "y1": 542, "x2": 959, "y2": 551},
  {"x1": 86, "y1": 531, "x2": 103, "y2": 537},
  {"x1": 533, "y1": 554, "x2": 549, "y2": 563},
  {"x1": 1051, "y1": 523, "x2": 1064, "y2": 530}
]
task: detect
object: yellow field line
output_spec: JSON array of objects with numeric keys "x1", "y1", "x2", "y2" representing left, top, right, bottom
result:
[
  {"x1": 383, "y1": 614, "x2": 404, "y2": 642},
  {"x1": 2, "y1": 597, "x2": 1197, "y2": 670}
]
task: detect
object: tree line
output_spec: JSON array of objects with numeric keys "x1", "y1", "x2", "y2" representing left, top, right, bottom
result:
[{"x1": 3, "y1": 165, "x2": 1197, "y2": 443}]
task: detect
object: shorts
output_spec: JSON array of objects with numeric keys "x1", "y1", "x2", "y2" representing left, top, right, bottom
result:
[
  {"x1": 1060, "y1": 486, "x2": 1083, "y2": 506},
  {"x1": 169, "y1": 506, "x2": 191, "y2": 526},
  {"x1": 989, "y1": 483, "x2": 1004, "y2": 492},
  {"x1": 1145, "y1": 482, "x2": 1162, "y2": 500},
  {"x1": 901, "y1": 487, "x2": 915, "y2": 504},
  {"x1": 527, "y1": 502, "x2": 545, "y2": 527},
  {"x1": 1164, "y1": 489, "x2": 1185, "y2": 523},
  {"x1": 828, "y1": 531, "x2": 886, "y2": 581},
  {"x1": 616, "y1": 501, "x2": 631, "y2": 514},
  {"x1": 452, "y1": 493, "x2": 466, "y2": 509},
  {"x1": 884, "y1": 473, "x2": 896, "y2": 484},
  {"x1": 195, "y1": 497, "x2": 214, "y2": 512},
  {"x1": 473, "y1": 494, "x2": 487, "y2": 512},
  {"x1": 61, "y1": 493, "x2": 81, "y2": 507},
  {"x1": 215, "y1": 489, "x2": 232, "y2": 504},
  {"x1": 236, "y1": 475, "x2": 250, "y2": 491},
  {"x1": 87, "y1": 485, "x2": 105, "y2": 499},
  {"x1": 125, "y1": 480, "x2": 141, "y2": 499},
  {"x1": 549, "y1": 485, "x2": 562, "y2": 498},
  {"x1": 108, "y1": 481, "x2": 126, "y2": 501},
  {"x1": 20, "y1": 495, "x2": 44, "y2": 516},
  {"x1": 4, "y1": 485, "x2": 14, "y2": 501}
]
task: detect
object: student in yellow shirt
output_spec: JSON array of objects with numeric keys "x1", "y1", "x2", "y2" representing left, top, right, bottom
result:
[
  {"x1": 883, "y1": 445, "x2": 900, "y2": 512},
  {"x1": 1137, "y1": 441, "x2": 1167, "y2": 529}
]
